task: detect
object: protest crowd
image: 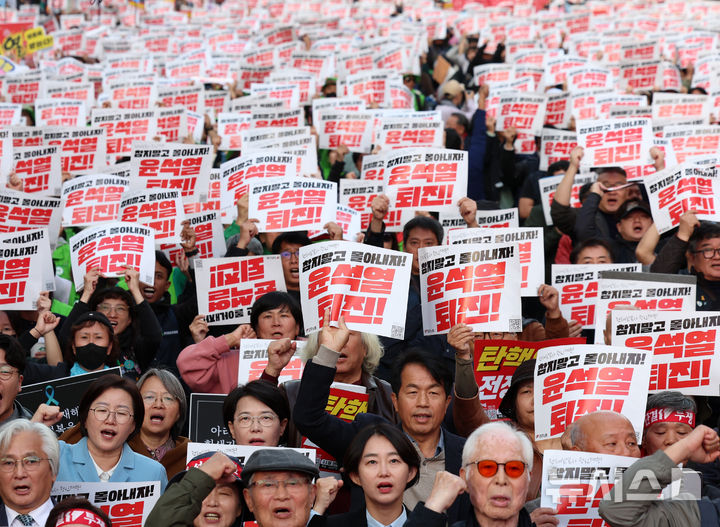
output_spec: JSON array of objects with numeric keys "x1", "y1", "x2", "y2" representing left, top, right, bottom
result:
[{"x1": 3, "y1": 0, "x2": 720, "y2": 525}]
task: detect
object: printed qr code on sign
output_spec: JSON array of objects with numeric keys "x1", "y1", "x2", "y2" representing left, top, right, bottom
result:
[
  {"x1": 391, "y1": 325, "x2": 404, "y2": 338},
  {"x1": 509, "y1": 318, "x2": 522, "y2": 332}
]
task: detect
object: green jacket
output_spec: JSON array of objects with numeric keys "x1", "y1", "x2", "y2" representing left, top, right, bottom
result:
[{"x1": 144, "y1": 468, "x2": 216, "y2": 527}]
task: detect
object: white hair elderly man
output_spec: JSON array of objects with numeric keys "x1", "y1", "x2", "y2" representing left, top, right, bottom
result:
[
  {"x1": 404, "y1": 421, "x2": 535, "y2": 527},
  {"x1": 0, "y1": 419, "x2": 60, "y2": 526}
]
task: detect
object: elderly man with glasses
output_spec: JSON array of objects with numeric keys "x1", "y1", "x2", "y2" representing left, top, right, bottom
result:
[
  {"x1": 405, "y1": 422, "x2": 535, "y2": 527},
  {"x1": 0, "y1": 335, "x2": 32, "y2": 427},
  {"x1": 0, "y1": 420, "x2": 59, "y2": 527}
]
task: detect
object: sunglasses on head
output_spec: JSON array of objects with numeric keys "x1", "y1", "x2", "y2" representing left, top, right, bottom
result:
[{"x1": 469, "y1": 460, "x2": 526, "y2": 478}]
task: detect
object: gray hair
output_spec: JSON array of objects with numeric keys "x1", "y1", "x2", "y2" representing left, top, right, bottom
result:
[
  {"x1": 137, "y1": 368, "x2": 187, "y2": 438},
  {"x1": 646, "y1": 391, "x2": 696, "y2": 414},
  {"x1": 462, "y1": 422, "x2": 534, "y2": 476},
  {"x1": 0, "y1": 419, "x2": 60, "y2": 476},
  {"x1": 302, "y1": 331, "x2": 383, "y2": 375}
]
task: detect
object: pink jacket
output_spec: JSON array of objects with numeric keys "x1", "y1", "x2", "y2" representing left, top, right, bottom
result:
[{"x1": 177, "y1": 335, "x2": 239, "y2": 394}]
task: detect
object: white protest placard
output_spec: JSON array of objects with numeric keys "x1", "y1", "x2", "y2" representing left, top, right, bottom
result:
[
  {"x1": 418, "y1": 243, "x2": 522, "y2": 335},
  {"x1": 217, "y1": 112, "x2": 252, "y2": 151},
  {"x1": 619, "y1": 59, "x2": 663, "y2": 91},
  {"x1": 311, "y1": 97, "x2": 366, "y2": 130},
  {"x1": 383, "y1": 148, "x2": 468, "y2": 224},
  {"x1": 473, "y1": 63, "x2": 515, "y2": 86},
  {"x1": 551, "y1": 264, "x2": 642, "y2": 330},
  {"x1": 652, "y1": 93, "x2": 709, "y2": 125},
  {"x1": 251, "y1": 107, "x2": 304, "y2": 129},
  {"x1": 545, "y1": 92, "x2": 570, "y2": 128},
  {"x1": 129, "y1": 141, "x2": 212, "y2": 202},
  {"x1": 12, "y1": 145, "x2": 61, "y2": 196},
  {"x1": 42, "y1": 126, "x2": 107, "y2": 173},
  {"x1": 119, "y1": 189, "x2": 185, "y2": 245},
  {"x1": 195, "y1": 256, "x2": 286, "y2": 325},
  {"x1": 299, "y1": 241, "x2": 412, "y2": 338},
  {"x1": 51, "y1": 481, "x2": 161, "y2": 526},
  {"x1": 61, "y1": 174, "x2": 128, "y2": 227},
  {"x1": 611, "y1": 310, "x2": 720, "y2": 396},
  {"x1": 238, "y1": 339, "x2": 306, "y2": 385},
  {"x1": 375, "y1": 117, "x2": 444, "y2": 150},
  {"x1": 534, "y1": 344, "x2": 652, "y2": 441},
  {"x1": 496, "y1": 92, "x2": 548, "y2": 135},
  {"x1": 186, "y1": 443, "x2": 316, "y2": 467},
  {"x1": 338, "y1": 179, "x2": 401, "y2": 232},
  {"x1": 566, "y1": 65, "x2": 614, "y2": 91},
  {"x1": 220, "y1": 152, "x2": 298, "y2": 211},
  {"x1": 308, "y1": 205, "x2": 362, "y2": 242},
  {"x1": 34, "y1": 98, "x2": 86, "y2": 128},
  {"x1": 0, "y1": 190, "x2": 62, "y2": 241},
  {"x1": 449, "y1": 227, "x2": 544, "y2": 296},
  {"x1": 0, "y1": 231, "x2": 48, "y2": 309},
  {"x1": 0, "y1": 104, "x2": 22, "y2": 127},
  {"x1": 664, "y1": 125, "x2": 720, "y2": 164},
  {"x1": 540, "y1": 129, "x2": 577, "y2": 171},
  {"x1": 90, "y1": 108, "x2": 158, "y2": 157},
  {"x1": 539, "y1": 172, "x2": 596, "y2": 226},
  {"x1": 437, "y1": 208, "x2": 520, "y2": 244},
  {"x1": 69, "y1": 222, "x2": 155, "y2": 290},
  {"x1": 645, "y1": 162, "x2": 720, "y2": 234},
  {"x1": 592, "y1": 271, "x2": 697, "y2": 343},
  {"x1": 0, "y1": 228, "x2": 55, "y2": 293},
  {"x1": 248, "y1": 177, "x2": 336, "y2": 233},
  {"x1": 250, "y1": 82, "x2": 300, "y2": 110},
  {"x1": 157, "y1": 84, "x2": 204, "y2": 114},
  {"x1": 340, "y1": 70, "x2": 395, "y2": 106},
  {"x1": 155, "y1": 106, "x2": 189, "y2": 143},
  {"x1": 0, "y1": 130, "x2": 12, "y2": 179},
  {"x1": 316, "y1": 111, "x2": 374, "y2": 153},
  {"x1": 576, "y1": 118, "x2": 653, "y2": 167}
]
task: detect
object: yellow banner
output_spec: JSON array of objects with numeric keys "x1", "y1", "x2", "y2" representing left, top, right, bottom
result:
[{"x1": 2, "y1": 26, "x2": 54, "y2": 60}]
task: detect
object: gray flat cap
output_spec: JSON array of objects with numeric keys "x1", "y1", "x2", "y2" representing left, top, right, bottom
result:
[{"x1": 241, "y1": 448, "x2": 319, "y2": 484}]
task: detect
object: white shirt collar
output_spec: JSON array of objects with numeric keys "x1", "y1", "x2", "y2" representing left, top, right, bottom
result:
[
  {"x1": 6, "y1": 498, "x2": 54, "y2": 526},
  {"x1": 91, "y1": 454, "x2": 121, "y2": 481},
  {"x1": 365, "y1": 507, "x2": 407, "y2": 527}
]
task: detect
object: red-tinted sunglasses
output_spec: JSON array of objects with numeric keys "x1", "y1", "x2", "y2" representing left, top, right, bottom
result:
[{"x1": 469, "y1": 460, "x2": 526, "y2": 478}]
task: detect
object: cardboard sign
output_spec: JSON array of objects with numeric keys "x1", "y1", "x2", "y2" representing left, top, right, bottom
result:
[
  {"x1": 43, "y1": 126, "x2": 107, "y2": 173},
  {"x1": 195, "y1": 256, "x2": 286, "y2": 325},
  {"x1": 12, "y1": 145, "x2": 61, "y2": 195},
  {"x1": 664, "y1": 125, "x2": 720, "y2": 164},
  {"x1": 129, "y1": 141, "x2": 212, "y2": 202},
  {"x1": 237, "y1": 339, "x2": 306, "y2": 385},
  {"x1": 119, "y1": 189, "x2": 185, "y2": 245},
  {"x1": 90, "y1": 108, "x2": 158, "y2": 157},
  {"x1": 0, "y1": 190, "x2": 62, "y2": 238},
  {"x1": 576, "y1": 118, "x2": 653, "y2": 167},
  {"x1": 534, "y1": 344, "x2": 652, "y2": 441},
  {"x1": 645, "y1": 162, "x2": 720, "y2": 234},
  {"x1": 248, "y1": 177, "x2": 336, "y2": 233},
  {"x1": 375, "y1": 117, "x2": 444, "y2": 149},
  {"x1": 316, "y1": 111, "x2": 374, "y2": 153},
  {"x1": 473, "y1": 338, "x2": 586, "y2": 420},
  {"x1": 299, "y1": 241, "x2": 412, "y2": 338},
  {"x1": 551, "y1": 264, "x2": 642, "y2": 329},
  {"x1": 34, "y1": 98, "x2": 85, "y2": 128},
  {"x1": 68, "y1": 222, "x2": 155, "y2": 290},
  {"x1": 497, "y1": 92, "x2": 548, "y2": 135},
  {"x1": 188, "y1": 393, "x2": 234, "y2": 444},
  {"x1": 61, "y1": 174, "x2": 128, "y2": 227},
  {"x1": 592, "y1": 272, "x2": 697, "y2": 344},
  {"x1": 382, "y1": 148, "x2": 468, "y2": 224},
  {"x1": 16, "y1": 368, "x2": 122, "y2": 435},
  {"x1": 449, "y1": 227, "x2": 544, "y2": 296},
  {"x1": 51, "y1": 481, "x2": 160, "y2": 526},
  {"x1": 418, "y1": 243, "x2": 522, "y2": 335},
  {"x1": 220, "y1": 152, "x2": 298, "y2": 211},
  {"x1": 540, "y1": 129, "x2": 577, "y2": 171},
  {"x1": 610, "y1": 310, "x2": 720, "y2": 396},
  {"x1": 539, "y1": 172, "x2": 596, "y2": 226}
]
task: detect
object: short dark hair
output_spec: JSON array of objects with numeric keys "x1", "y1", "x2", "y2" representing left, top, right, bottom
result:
[
  {"x1": 569, "y1": 238, "x2": 614, "y2": 264},
  {"x1": 63, "y1": 319, "x2": 121, "y2": 368},
  {"x1": 645, "y1": 391, "x2": 696, "y2": 415},
  {"x1": 688, "y1": 221, "x2": 720, "y2": 253},
  {"x1": 89, "y1": 287, "x2": 136, "y2": 317},
  {"x1": 547, "y1": 160, "x2": 570, "y2": 175},
  {"x1": 596, "y1": 166, "x2": 627, "y2": 179},
  {"x1": 343, "y1": 423, "x2": 420, "y2": 489},
  {"x1": 0, "y1": 334, "x2": 25, "y2": 374},
  {"x1": 223, "y1": 380, "x2": 290, "y2": 444},
  {"x1": 249, "y1": 292, "x2": 302, "y2": 334},
  {"x1": 402, "y1": 216, "x2": 444, "y2": 247},
  {"x1": 46, "y1": 497, "x2": 112, "y2": 527},
  {"x1": 390, "y1": 349, "x2": 452, "y2": 397},
  {"x1": 271, "y1": 232, "x2": 310, "y2": 254},
  {"x1": 79, "y1": 375, "x2": 144, "y2": 439},
  {"x1": 450, "y1": 112, "x2": 470, "y2": 132},
  {"x1": 444, "y1": 128, "x2": 462, "y2": 150},
  {"x1": 155, "y1": 250, "x2": 173, "y2": 279}
]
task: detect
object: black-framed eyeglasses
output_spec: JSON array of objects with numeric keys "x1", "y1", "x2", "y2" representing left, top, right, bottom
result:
[
  {"x1": 693, "y1": 248, "x2": 720, "y2": 260},
  {"x1": 280, "y1": 250, "x2": 300, "y2": 260}
]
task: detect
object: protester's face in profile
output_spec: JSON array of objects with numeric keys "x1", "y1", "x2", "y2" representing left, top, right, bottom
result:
[
  {"x1": 349, "y1": 434, "x2": 416, "y2": 509},
  {"x1": 617, "y1": 210, "x2": 653, "y2": 242},
  {"x1": 460, "y1": 434, "x2": 529, "y2": 524},
  {"x1": 597, "y1": 172, "x2": 628, "y2": 214},
  {"x1": 243, "y1": 471, "x2": 315, "y2": 527},
  {"x1": 688, "y1": 237, "x2": 720, "y2": 281},
  {"x1": 279, "y1": 242, "x2": 302, "y2": 290},
  {"x1": 0, "y1": 312, "x2": 15, "y2": 336},
  {"x1": 85, "y1": 388, "x2": 136, "y2": 456},
  {"x1": 404, "y1": 227, "x2": 439, "y2": 275},
  {"x1": 643, "y1": 422, "x2": 693, "y2": 456},
  {"x1": 96, "y1": 298, "x2": 131, "y2": 335},
  {"x1": 0, "y1": 430, "x2": 55, "y2": 515},
  {"x1": 255, "y1": 305, "x2": 299, "y2": 340},
  {"x1": 0, "y1": 348, "x2": 22, "y2": 422},
  {"x1": 229, "y1": 396, "x2": 286, "y2": 447},
  {"x1": 193, "y1": 483, "x2": 243, "y2": 527},
  {"x1": 514, "y1": 382, "x2": 534, "y2": 431},
  {"x1": 335, "y1": 330, "x2": 366, "y2": 380},
  {"x1": 574, "y1": 413, "x2": 640, "y2": 457},
  {"x1": 392, "y1": 363, "x2": 450, "y2": 440},
  {"x1": 142, "y1": 262, "x2": 171, "y2": 304},
  {"x1": 575, "y1": 245, "x2": 613, "y2": 264}
]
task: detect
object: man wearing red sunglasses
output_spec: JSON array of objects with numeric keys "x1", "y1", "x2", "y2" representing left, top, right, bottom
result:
[{"x1": 405, "y1": 421, "x2": 534, "y2": 527}]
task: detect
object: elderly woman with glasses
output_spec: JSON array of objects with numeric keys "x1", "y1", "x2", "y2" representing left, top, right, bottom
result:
[{"x1": 36, "y1": 375, "x2": 168, "y2": 490}]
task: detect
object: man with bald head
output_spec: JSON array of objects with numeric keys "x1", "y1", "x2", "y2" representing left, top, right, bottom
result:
[{"x1": 567, "y1": 411, "x2": 641, "y2": 458}]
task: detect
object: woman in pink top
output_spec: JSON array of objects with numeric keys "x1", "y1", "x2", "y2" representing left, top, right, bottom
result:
[{"x1": 177, "y1": 292, "x2": 301, "y2": 394}]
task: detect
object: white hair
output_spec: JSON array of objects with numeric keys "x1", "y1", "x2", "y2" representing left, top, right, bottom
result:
[
  {"x1": 302, "y1": 331, "x2": 383, "y2": 375},
  {"x1": 462, "y1": 422, "x2": 534, "y2": 477},
  {"x1": 0, "y1": 419, "x2": 60, "y2": 476}
]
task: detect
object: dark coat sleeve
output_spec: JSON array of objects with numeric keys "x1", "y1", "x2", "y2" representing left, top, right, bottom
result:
[
  {"x1": 132, "y1": 300, "x2": 163, "y2": 372},
  {"x1": 466, "y1": 109, "x2": 487, "y2": 201},
  {"x1": 649, "y1": 235, "x2": 689, "y2": 275},
  {"x1": 574, "y1": 192, "x2": 608, "y2": 241}
]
